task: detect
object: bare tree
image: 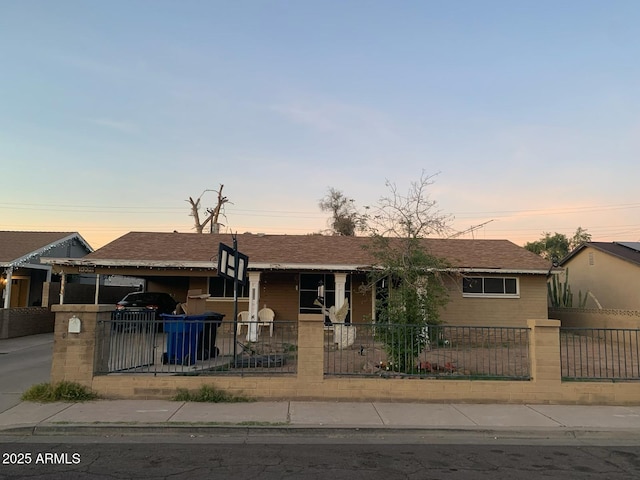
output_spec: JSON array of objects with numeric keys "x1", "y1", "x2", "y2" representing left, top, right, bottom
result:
[
  {"x1": 368, "y1": 171, "x2": 452, "y2": 239},
  {"x1": 187, "y1": 184, "x2": 229, "y2": 234},
  {"x1": 362, "y1": 171, "x2": 453, "y2": 373}
]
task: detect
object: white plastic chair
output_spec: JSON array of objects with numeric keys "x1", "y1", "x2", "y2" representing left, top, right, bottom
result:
[
  {"x1": 236, "y1": 310, "x2": 250, "y2": 335},
  {"x1": 257, "y1": 307, "x2": 275, "y2": 337}
]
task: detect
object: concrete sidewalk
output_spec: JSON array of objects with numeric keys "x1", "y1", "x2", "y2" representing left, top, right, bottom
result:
[{"x1": 2, "y1": 400, "x2": 640, "y2": 437}]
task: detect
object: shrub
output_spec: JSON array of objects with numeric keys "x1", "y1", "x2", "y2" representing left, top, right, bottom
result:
[
  {"x1": 21, "y1": 381, "x2": 98, "y2": 403},
  {"x1": 173, "y1": 385, "x2": 253, "y2": 403}
]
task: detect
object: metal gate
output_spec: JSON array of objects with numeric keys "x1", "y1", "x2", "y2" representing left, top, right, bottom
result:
[{"x1": 103, "y1": 310, "x2": 159, "y2": 372}]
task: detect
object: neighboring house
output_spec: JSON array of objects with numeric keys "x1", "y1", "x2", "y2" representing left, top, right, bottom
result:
[
  {"x1": 558, "y1": 242, "x2": 640, "y2": 310},
  {"x1": 0, "y1": 231, "x2": 93, "y2": 308},
  {"x1": 44, "y1": 232, "x2": 551, "y2": 327}
]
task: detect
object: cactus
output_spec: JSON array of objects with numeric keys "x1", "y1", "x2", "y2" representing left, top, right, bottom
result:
[{"x1": 548, "y1": 268, "x2": 588, "y2": 308}]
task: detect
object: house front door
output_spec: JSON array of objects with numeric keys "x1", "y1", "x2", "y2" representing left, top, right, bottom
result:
[{"x1": 9, "y1": 277, "x2": 29, "y2": 307}]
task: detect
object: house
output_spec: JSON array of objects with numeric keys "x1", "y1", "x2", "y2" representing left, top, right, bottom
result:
[
  {"x1": 0, "y1": 231, "x2": 93, "y2": 309},
  {"x1": 44, "y1": 232, "x2": 551, "y2": 327},
  {"x1": 558, "y1": 242, "x2": 640, "y2": 310}
]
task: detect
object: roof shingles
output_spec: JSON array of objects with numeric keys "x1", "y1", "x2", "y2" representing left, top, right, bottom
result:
[
  {"x1": 0, "y1": 231, "x2": 82, "y2": 264},
  {"x1": 85, "y1": 232, "x2": 551, "y2": 272}
]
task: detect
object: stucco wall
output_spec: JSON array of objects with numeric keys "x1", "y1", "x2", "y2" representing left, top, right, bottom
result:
[
  {"x1": 198, "y1": 272, "x2": 549, "y2": 328},
  {"x1": 440, "y1": 274, "x2": 548, "y2": 326},
  {"x1": 563, "y1": 247, "x2": 640, "y2": 310}
]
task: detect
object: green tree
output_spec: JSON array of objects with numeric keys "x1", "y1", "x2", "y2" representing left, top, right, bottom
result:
[
  {"x1": 319, "y1": 187, "x2": 366, "y2": 236},
  {"x1": 525, "y1": 227, "x2": 592, "y2": 261},
  {"x1": 569, "y1": 227, "x2": 591, "y2": 251},
  {"x1": 363, "y1": 172, "x2": 451, "y2": 373},
  {"x1": 524, "y1": 232, "x2": 570, "y2": 261}
]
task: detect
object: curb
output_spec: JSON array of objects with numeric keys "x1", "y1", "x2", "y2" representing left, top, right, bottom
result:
[{"x1": 3, "y1": 423, "x2": 640, "y2": 443}]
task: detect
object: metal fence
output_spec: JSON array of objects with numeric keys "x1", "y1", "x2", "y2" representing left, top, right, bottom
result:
[
  {"x1": 560, "y1": 327, "x2": 640, "y2": 381},
  {"x1": 95, "y1": 312, "x2": 297, "y2": 375},
  {"x1": 325, "y1": 323, "x2": 530, "y2": 380}
]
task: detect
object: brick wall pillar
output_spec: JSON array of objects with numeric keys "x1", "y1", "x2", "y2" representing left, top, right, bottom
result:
[
  {"x1": 297, "y1": 314, "x2": 325, "y2": 384},
  {"x1": 50, "y1": 304, "x2": 114, "y2": 387},
  {"x1": 527, "y1": 319, "x2": 561, "y2": 385}
]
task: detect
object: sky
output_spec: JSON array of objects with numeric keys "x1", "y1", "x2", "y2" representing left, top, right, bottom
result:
[{"x1": 2, "y1": 1, "x2": 639, "y2": 250}]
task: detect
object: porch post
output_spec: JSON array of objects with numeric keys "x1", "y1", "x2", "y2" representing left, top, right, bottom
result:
[
  {"x1": 94, "y1": 274, "x2": 100, "y2": 305},
  {"x1": 334, "y1": 273, "x2": 347, "y2": 310},
  {"x1": 2, "y1": 268, "x2": 12, "y2": 309},
  {"x1": 247, "y1": 272, "x2": 261, "y2": 341},
  {"x1": 59, "y1": 273, "x2": 66, "y2": 305}
]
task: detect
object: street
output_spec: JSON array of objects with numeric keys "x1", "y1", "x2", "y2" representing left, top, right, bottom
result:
[
  {"x1": 0, "y1": 334, "x2": 53, "y2": 413},
  {"x1": 1, "y1": 437, "x2": 640, "y2": 479}
]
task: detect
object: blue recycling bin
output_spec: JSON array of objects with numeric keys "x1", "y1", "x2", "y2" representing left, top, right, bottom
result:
[{"x1": 161, "y1": 314, "x2": 205, "y2": 366}]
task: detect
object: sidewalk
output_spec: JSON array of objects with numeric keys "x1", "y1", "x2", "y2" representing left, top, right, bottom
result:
[{"x1": 3, "y1": 400, "x2": 640, "y2": 437}]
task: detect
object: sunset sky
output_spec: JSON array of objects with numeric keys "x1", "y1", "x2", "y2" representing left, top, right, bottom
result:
[{"x1": 2, "y1": 1, "x2": 639, "y2": 250}]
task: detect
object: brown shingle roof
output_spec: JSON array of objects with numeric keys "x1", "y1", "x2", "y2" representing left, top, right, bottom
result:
[
  {"x1": 85, "y1": 232, "x2": 550, "y2": 272},
  {"x1": 0, "y1": 231, "x2": 88, "y2": 264}
]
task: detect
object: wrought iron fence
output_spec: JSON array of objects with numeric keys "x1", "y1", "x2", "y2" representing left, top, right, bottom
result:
[
  {"x1": 95, "y1": 312, "x2": 297, "y2": 375},
  {"x1": 560, "y1": 327, "x2": 640, "y2": 381},
  {"x1": 325, "y1": 323, "x2": 530, "y2": 380}
]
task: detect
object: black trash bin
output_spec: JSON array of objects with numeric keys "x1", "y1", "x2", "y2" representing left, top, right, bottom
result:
[{"x1": 197, "y1": 311, "x2": 225, "y2": 360}]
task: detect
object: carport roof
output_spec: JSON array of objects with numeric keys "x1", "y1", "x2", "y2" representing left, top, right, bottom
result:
[{"x1": 45, "y1": 232, "x2": 551, "y2": 274}]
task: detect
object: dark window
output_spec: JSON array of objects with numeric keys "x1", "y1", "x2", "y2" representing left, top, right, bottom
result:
[
  {"x1": 209, "y1": 277, "x2": 248, "y2": 298},
  {"x1": 299, "y1": 273, "x2": 350, "y2": 321},
  {"x1": 462, "y1": 277, "x2": 482, "y2": 293},
  {"x1": 462, "y1": 277, "x2": 518, "y2": 296},
  {"x1": 484, "y1": 278, "x2": 504, "y2": 294},
  {"x1": 505, "y1": 278, "x2": 517, "y2": 294}
]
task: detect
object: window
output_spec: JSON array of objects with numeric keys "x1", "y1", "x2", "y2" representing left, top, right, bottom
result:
[
  {"x1": 462, "y1": 277, "x2": 518, "y2": 297},
  {"x1": 209, "y1": 277, "x2": 249, "y2": 298},
  {"x1": 299, "y1": 273, "x2": 351, "y2": 322}
]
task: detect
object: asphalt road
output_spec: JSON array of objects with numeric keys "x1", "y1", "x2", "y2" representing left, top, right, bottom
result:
[
  {"x1": 1, "y1": 439, "x2": 640, "y2": 479},
  {"x1": 0, "y1": 334, "x2": 53, "y2": 414}
]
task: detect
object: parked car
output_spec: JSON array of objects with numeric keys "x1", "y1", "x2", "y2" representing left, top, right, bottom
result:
[
  {"x1": 113, "y1": 292, "x2": 179, "y2": 332},
  {"x1": 115, "y1": 292, "x2": 178, "y2": 315}
]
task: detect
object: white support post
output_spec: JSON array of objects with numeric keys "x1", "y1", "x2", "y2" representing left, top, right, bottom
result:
[
  {"x1": 247, "y1": 272, "x2": 261, "y2": 342},
  {"x1": 2, "y1": 268, "x2": 12, "y2": 309},
  {"x1": 334, "y1": 273, "x2": 347, "y2": 311}
]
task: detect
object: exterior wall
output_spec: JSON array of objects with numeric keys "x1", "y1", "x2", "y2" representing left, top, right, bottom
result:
[
  {"x1": 145, "y1": 276, "x2": 190, "y2": 304},
  {"x1": 0, "y1": 307, "x2": 55, "y2": 339},
  {"x1": 350, "y1": 273, "x2": 373, "y2": 323},
  {"x1": 440, "y1": 274, "x2": 548, "y2": 326},
  {"x1": 196, "y1": 271, "x2": 548, "y2": 328},
  {"x1": 50, "y1": 304, "x2": 114, "y2": 388},
  {"x1": 47, "y1": 239, "x2": 90, "y2": 259},
  {"x1": 50, "y1": 305, "x2": 640, "y2": 405},
  {"x1": 550, "y1": 308, "x2": 640, "y2": 329},
  {"x1": 562, "y1": 247, "x2": 640, "y2": 310}
]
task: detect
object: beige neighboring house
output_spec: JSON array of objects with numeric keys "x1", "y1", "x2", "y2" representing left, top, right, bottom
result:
[
  {"x1": 44, "y1": 232, "x2": 551, "y2": 327},
  {"x1": 0, "y1": 231, "x2": 93, "y2": 308},
  {"x1": 558, "y1": 242, "x2": 640, "y2": 310}
]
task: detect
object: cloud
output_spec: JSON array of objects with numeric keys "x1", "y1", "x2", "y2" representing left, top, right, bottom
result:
[
  {"x1": 51, "y1": 53, "x2": 129, "y2": 79},
  {"x1": 87, "y1": 118, "x2": 139, "y2": 134},
  {"x1": 270, "y1": 99, "x2": 400, "y2": 142}
]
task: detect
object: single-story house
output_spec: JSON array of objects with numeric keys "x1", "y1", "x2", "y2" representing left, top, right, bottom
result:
[
  {"x1": 44, "y1": 232, "x2": 552, "y2": 327},
  {"x1": 1, "y1": 231, "x2": 93, "y2": 308},
  {"x1": 558, "y1": 241, "x2": 640, "y2": 310}
]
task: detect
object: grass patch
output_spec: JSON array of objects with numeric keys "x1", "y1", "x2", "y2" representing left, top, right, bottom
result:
[
  {"x1": 21, "y1": 381, "x2": 98, "y2": 403},
  {"x1": 173, "y1": 385, "x2": 254, "y2": 403}
]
